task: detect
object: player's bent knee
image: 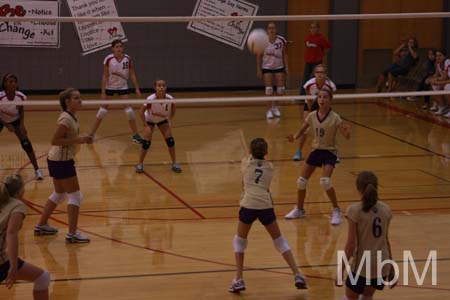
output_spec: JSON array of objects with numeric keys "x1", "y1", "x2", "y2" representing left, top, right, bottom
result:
[
  {"x1": 124, "y1": 107, "x2": 135, "y2": 120},
  {"x1": 142, "y1": 140, "x2": 151, "y2": 150},
  {"x1": 48, "y1": 192, "x2": 66, "y2": 205},
  {"x1": 320, "y1": 177, "x2": 332, "y2": 190},
  {"x1": 273, "y1": 236, "x2": 290, "y2": 253},
  {"x1": 297, "y1": 176, "x2": 308, "y2": 190},
  {"x1": 233, "y1": 235, "x2": 248, "y2": 253},
  {"x1": 265, "y1": 86, "x2": 274, "y2": 96},
  {"x1": 34, "y1": 270, "x2": 50, "y2": 291},
  {"x1": 96, "y1": 107, "x2": 108, "y2": 119},
  {"x1": 166, "y1": 137, "x2": 175, "y2": 148},
  {"x1": 67, "y1": 191, "x2": 83, "y2": 207},
  {"x1": 20, "y1": 138, "x2": 34, "y2": 153},
  {"x1": 276, "y1": 86, "x2": 285, "y2": 95}
]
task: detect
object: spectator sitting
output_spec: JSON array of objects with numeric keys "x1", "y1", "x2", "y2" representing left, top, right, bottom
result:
[
  {"x1": 376, "y1": 37, "x2": 419, "y2": 92},
  {"x1": 406, "y1": 49, "x2": 436, "y2": 105}
]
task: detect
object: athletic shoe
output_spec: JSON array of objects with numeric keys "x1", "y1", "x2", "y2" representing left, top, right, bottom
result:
[
  {"x1": 336, "y1": 157, "x2": 341, "y2": 164},
  {"x1": 34, "y1": 224, "x2": 58, "y2": 236},
  {"x1": 434, "y1": 106, "x2": 448, "y2": 116},
  {"x1": 295, "y1": 274, "x2": 308, "y2": 289},
  {"x1": 132, "y1": 133, "x2": 144, "y2": 144},
  {"x1": 171, "y1": 163, "x2": 182, "y2": 173},
  {"x1": 266, "y1": 109, "x2": 274, "y2": 119},
  {"x1": 228, "y1": 278, "x2": 246, "y2": 293},
  {"x1": 272, "y1": 106, "x2": 281, "y2": 118},
  {"x1": 285, "y1": 207, "x2": 306, "y2": 219},
  {"x1": 429, "y1": 102, "x2": 438, "y2": 112},
  {"x1": 35, "y1": 169, "x2": 44, "y2": 180},
  {"x1": 66, "y1": 232, "x2": 90, "y2": 244},
  {"x1": 136, "y1": 163, "x2": 144, "y2": 173},
  {"x1": 444, "y1": 110, "x2": 450, "y2": 119},
  {"x1": 406, "y1": 96, "x2": 416, "y2": 102},
  {"x1": 331, "y1": 208, "x2": 342, "y2": 225},
  {"x1": 421, "y1": 104, "x2": 429, "y2": 110},
  {"x1": 293, "y1": 150, "x2": 302, "y2": 161}
]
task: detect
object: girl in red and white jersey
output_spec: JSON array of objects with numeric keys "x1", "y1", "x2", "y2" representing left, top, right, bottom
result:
[
  {"x1": 428, "y1": 49, "x2": 450, "y2": 117},
  {"x1": 89, "y1": 39, "x2": 143, "y2": 144},
  {"x1": 135, "y1": 80, "x2": 181, "y2": 174},
  {"x1": 256, "y1": 22, "x2": 288, "y2": 119},
  {"x1": 0, "y1": 73, "x2": 43, "y2": 180}
]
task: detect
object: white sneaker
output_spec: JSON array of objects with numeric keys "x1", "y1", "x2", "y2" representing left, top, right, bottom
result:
[
  {"x1": 331, "y1": 208, "x2": 342, "y2": 225},
  {"x1": 35, "y1": 169, "x2": 44, "y2": 180},
  {"x1": 429, "y1": 102, "x2": 438, "y2": 112},
  {"x1": 266, "y1": 109, "x2": 274, "y2": 119},
  {"x1": 66, "y1": 231, "x2": 90, "y2": 244},
  {"x1": 272, "y1": 106, "x2": 281, "y2": 118},
  {"x1": 434, "y1": 106, "x2": 447, "y2": 116},
  {"x1": 285, "y1": 207, "x2": 306, "y2": 219},
  {"x1": 444, "y1": 110, "x2": 450, "y2": 119},
  {"x1": 295, "y1": 274, "x2": 308, "y2": 289},
  {"x1": 228, "y1": 278, "x2": 245, "y2": 293},
  {"x1": 34, "y1": 224, "x2": 58, "y2": 236}
]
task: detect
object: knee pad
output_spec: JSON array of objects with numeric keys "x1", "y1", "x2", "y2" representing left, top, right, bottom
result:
[
  {"x1": 67, "y1": 191, "x2": 83, "y2": 207},
  {"x1": 233, "y1": 235, "x2": 248, "y2": 253},
  {"x1": 273, "y1": 236, "x2": 290, "y2": 253},
  {"x1": 320, "y1": 177, "x2": 332, "y2": 191},
  {"x1": 276, "y1": 86, "x2": 285, "y2": 95},
  {"x1": 20, "y1": 138, "x2": 34, "y2": 153},
  {"x1": 124, "y1": 107, "x2": 136, "y2": 120},
  {"x1": 48, "y1": 192, "x2": 66, "y2": 205},
  {"x1": 34, "y1": 270, "x2": 50, "y2": 291},
  {"x1": 297, "y1": 177, "x2": 308, "y2": 190},
  {"x1": 96, "y1": 107, "x2": 108, "y2": 119},
  {"x1": 166, "y1": 137, "x2": 175, "y2": 148},
  {"x1": 142, "y1": 140, "x2": 151, "y2": 150},
  {"x1": 265, "y1": 86, "x2": 274, "y2": 96}
]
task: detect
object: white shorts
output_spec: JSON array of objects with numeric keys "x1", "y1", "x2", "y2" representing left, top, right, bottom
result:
[
  {"x1": 432, "y1": 84, "x2": 444, "y2": 91},
  {"x1": 444, "y1": 84, "x2": 450, "y2": 91}
]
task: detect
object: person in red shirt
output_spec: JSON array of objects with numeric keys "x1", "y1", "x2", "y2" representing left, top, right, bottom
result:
[{"x1": 300, "y1": 22, "x2": 332, "y2": 95}]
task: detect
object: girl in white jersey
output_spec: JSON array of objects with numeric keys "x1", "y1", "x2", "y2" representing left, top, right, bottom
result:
[
  {"x1": 228, "y1": 138, "x2": 307, "y2": 293},
  {"x1": 0, "y1": 175, "x2": 50, "y2": 300},
  {"x1": 285, "y1": 89, "x2": 351, "y2": 225},
  {"x1": 34, "y1": 88, "x2": 92, "y2": 243},
  {"x1": 339, "y1": 171, "x2": 396, "y2": 300},
  {"x1": 293, "y1": 64, "x2": 336, "y2": 161},
  {"x1": 0, "y1": 74, "x2": 43, "y2": 180},
  {"x1": 428, "y1": 49, "x2": 450, "y2": 118},
  {"x1": 89, "y1": 40, "x2": 144, "y2": 144},
  {"x1": 135, "y1": 80, "x2": 182, "y2": 174},
  {"x1": 256, "y1": 22, "x2": 288, "y2": 119}
]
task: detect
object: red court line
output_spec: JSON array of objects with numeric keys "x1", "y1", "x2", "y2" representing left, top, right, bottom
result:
[
  {"x1": 142, "y1": 171, "x2": 206, "y2": 219},
  {"x1": 376, "y1": 101, "x2": 450, "y2": 129}
]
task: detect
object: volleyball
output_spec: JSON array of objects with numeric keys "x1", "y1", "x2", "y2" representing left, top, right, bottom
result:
[{"x1": 247, "y1": 29, "x2": 269, "y2": 55}]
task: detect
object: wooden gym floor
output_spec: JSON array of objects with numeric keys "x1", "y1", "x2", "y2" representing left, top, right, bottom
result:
[{"x1": 0, "y1": 90, "x2": 449, "y2": 299}]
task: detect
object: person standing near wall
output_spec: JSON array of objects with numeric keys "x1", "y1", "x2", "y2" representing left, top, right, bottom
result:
[{"x1": 300, "y1": 22, "x2": 332, "y2": 96}]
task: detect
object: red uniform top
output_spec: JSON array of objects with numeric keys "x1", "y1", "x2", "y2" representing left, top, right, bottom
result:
[{"x1": 304, "y1": 34, "x2": 332, "y2": 63}]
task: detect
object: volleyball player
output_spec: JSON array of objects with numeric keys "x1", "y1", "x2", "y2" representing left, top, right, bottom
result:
[
  {"x1": 136, "y1": 80, "x2": 182, "y2": 174},
  {"x1": 428, "y1": 49, "x2": 450, "y2": 116},
  {"x1": 89, "y1": 39, "x2": 144, "y2": 143},
  {"x1": 293, "y1": 64, "x2": 336, "y2": 161},
  {"x1": 285, "y1": 89, "x2": 350, "y2": 225},
  {"x1": 0, "y1": 73, "x2": 43, "y2": 180},
  {"x1": 0, "y1": 174, "x2": 50, "y2": 300},
  {"x1": 256, "y1": 22, "x2": 288, "y2": 119},
  {"x1": 229, "y1": 138, "x2": 307, "y2": 293},
  {"x1": 34, "y1": 88, "x2": 92, "y2": 243},
  {"x1": 339, "y1": 171, "x2": 396, "y2": 300}
]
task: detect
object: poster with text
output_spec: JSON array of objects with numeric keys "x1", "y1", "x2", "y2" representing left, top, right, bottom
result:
[
  {"x1": 66, "y1": 0, "x2": 126, "y2": 55},
  {"x1": 187, "y1": 0, "x2": 258, "y2": 50},
  {"x1": 0, "y1": 0, "x2": 60, "y2": 48}
]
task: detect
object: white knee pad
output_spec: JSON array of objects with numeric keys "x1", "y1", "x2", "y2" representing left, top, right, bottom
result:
[
  {"x1": 124, "y1": 107, "x2": 136, "y2": 120},
  {"x1": 320, "y1": 177, "x2": 332, "y2": 190},
  {"x1": 297, "y1": 176, "x2": 308, "y2": 190},
  {"x1": 273, "y1": 236, "x2": 290, "y2": 253},
  {"x1": 67, "y1": 191, "x2": 83, "y2": 207},
  {"x1": 276, "y1": 86, "x2": 285, "y2": 95},
  {"x1": 48, "y1": 192, "x2": 66, "y2": 205},
  {"x1": 233, "y1": 235, "x2": 248, "y2": 253},
  {"x1": 96, "y1": 107, "x2": 108, "y2": 119},
  {"x1": 34, "y1": 270, "x2": 50, "y2": 291},
  {"x1": 265, "y1": 86, "x2": 274, "y2": 96}
]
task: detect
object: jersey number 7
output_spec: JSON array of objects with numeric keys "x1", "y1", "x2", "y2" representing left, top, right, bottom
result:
[{"x1": 254, "y1": 169, "x2": 263, "y2": 184}]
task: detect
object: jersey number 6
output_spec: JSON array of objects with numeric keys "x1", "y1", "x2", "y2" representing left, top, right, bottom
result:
[{"x1": 372, "y1": 217, "x2": 382, "y2": 238}]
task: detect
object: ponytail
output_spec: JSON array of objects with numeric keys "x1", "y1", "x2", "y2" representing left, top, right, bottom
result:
[
  {"x1": 0, "y1": 182, "x2": 10, "y2": 206},
  {"x1": 356, "y1": 171, "x2": 379, "y2": 212}
]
